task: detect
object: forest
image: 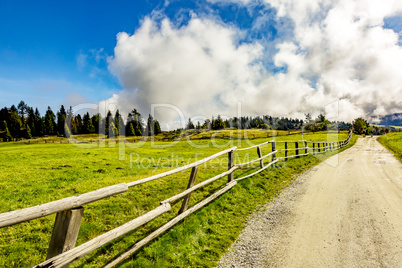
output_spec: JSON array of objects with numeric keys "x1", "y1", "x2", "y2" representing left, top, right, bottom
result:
[{"x1": 0, "y1": 100, "x2": 351, "y2": 141}]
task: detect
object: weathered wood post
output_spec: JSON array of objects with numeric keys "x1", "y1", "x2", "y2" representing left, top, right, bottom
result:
[
  {"x1": 256, "y1": 146, "x2": 263, "y2": 169},
  {"x1": 325, "y1": 142, "x2": 327, "y2": 152},
  {"x1": 272, "y1": 141, "x2": 276, "y2": 162},
  {"x1": 285, "y1": 142, "x2": 288, "y2": 161},
  {"x1": 178, "y1": 166, "x2": 198, "y2": 215},
  {"x1": 304, "y1": 141, "x2": 308, "y2": 154},
  {"x1": 318, "y1": 143, "x2": 320, "y2": 153},
  {"x1": 312, "y1": 143, "x2": 315, "y2": 155},
  {"x1": 46, "y1": 207, "x2": 84, "y2": 267},
  {"x1": 228, "y1": 150, "x2": 234, "y2": 182},
  {"x1": 295, "y1": 142, "x2": 299, "y2": 158}
]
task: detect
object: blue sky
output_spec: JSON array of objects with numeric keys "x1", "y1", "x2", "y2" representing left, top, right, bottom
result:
[
  {"x1": 0, "y1": 0, "x2": 401, "y2": 124},
  {"x1": 0, "y1": 0, "x2": 158, "y2": 111}
]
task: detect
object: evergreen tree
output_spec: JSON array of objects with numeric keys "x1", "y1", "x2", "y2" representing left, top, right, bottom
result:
[
  {"x1": 71, "y1": 119, "x2": 79, "y2": 135},
  {"x1": 105, "y1": 110, "x2": 112, "y2": 136},
  {"x1": 64, "y1": 122, "x2": 71, "y2": 138},
  {"x1": 44, "y1": 106, "x2": 56, "y2": 135},
  {"x1": 0, "y1": 108, "x2": 9, "y2": 126},
  {"x1": 23, "y1": 124, "x2": 32, "y2": 139},
  {"x1": 27, "y1": 107, "x2": 35, "y2": 137},
  {"x1": 17, "y1": 100, "x2": 27, "y2": 124},
  {"x1": 126, "y1": 109, "x2": 143, "y2": 136},
  {"x1": 64, "y1": 106, "x2": 74, "y2": 136},
  {"x1": 83, "y1": 112, "x2": 95, "y2": 134},
  {"x1": 3, "y1": 121, "x2": 12, "y2": 142},
  {"x1": 34, "y1": 108, "x2": 43, "y2": 136},
  {"x1": 146, "y1": 114, "x2": 154, "y2": 136},
  {"x1": 108, "y1": 121, "x2": 117, "y2": 137},
  {"x1": 57, "y1": 105, "x2": 67, "y2": 136},
  {"x1": 91, "y1": 113, "x2": 101, "y2": 133},
  {"x1": 126, "y1": 122, "x2": 135, "y2": 136},
  {"x1": 10, "y1": 105, "x2": 17, "y2": 113},
  {"x1": 75, "y1": 114, "x2": 83, "y2": 134},
  {"x1": 154, "y1": 119, "x2": 162, "y2": 135},
  {"x1": 187, "y1": 118, "x2": 195, "y2": 129},
  {"x1": 115, "y1": 110, "x2": 125, "y2": 136},
  {"x1": 8, "y1": 110, "x2": 22, "y2": 137}
]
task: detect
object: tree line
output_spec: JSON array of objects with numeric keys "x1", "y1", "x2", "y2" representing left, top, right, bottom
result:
[
  {"x1": 0, "y1": 100, "x2": 354, "y2": 142},
  {"x1": 0, "y1": 101, "x2": 161, "y2": 141},
  {"x1": 185, "y1": 114, "x2": 351, "y2": 132}
]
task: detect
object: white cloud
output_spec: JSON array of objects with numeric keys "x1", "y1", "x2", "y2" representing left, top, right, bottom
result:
[
  {"x1": 108, "y1": 16, "x2": 264, "y2": 128},
  {"x1": 106, "y1": 0, "x2": 402, "y2": 128}
]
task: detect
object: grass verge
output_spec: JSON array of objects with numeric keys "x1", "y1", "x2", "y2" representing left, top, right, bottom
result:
[{"x1": 377, "y1": 132, "x2": 402, "y2": 161}]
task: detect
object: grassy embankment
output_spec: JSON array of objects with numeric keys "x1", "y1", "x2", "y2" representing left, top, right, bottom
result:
[
  {"x1": 377, "y1": 132, "x2": 402, "y2": 161},
  {"x1": 0, "y1": 130, "x2": 356, "y2": 267}
]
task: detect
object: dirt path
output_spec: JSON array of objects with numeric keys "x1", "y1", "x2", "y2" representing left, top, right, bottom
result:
[{"x1": 217, "y1": 137, "x2": 402, "y2": 267}]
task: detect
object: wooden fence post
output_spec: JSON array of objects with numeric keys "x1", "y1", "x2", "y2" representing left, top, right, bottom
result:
[
  {"x1": 295, "y1": 142, "x2": 299, "y2": 158},
  {"x1": 285, "y1": 142, "x2": 288, "y2": 161},
  {"x1": 312, "y1": 143, "x2": 315, "y2": 155},
  {"x1": 228, "y1": 151, "x2": 234, "y2": 182},
  {"x1": 304, "y1": 141, "x2": 308, "y2": 154},
  {"x1": 256, "y1": 146, "x2": 263, "y2": 168},
  {"x1": 46, "y1": 207, "x2": 84, "y2": 266},
  {"x1": 272, "y1": 141, "x2": 276, "y2": 162},
  {"x1": 178, "y1": 167, "x2": 198, "y2": 215}
]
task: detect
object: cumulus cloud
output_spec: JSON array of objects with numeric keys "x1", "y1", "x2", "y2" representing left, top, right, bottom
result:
[
  {"x1": 106, "y1": 0, "x2": 402, "y2": 128},
  {"x1": 264, "y1": 0, "x2": 402, "y2": 118},
  {"x1": 107, "y1": 16, "x2": 263, "y2": 128}
]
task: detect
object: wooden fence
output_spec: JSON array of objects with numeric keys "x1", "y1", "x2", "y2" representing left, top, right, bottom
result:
[{"x1": 0, "y1": 131, "x2": 352, "y2": 267}]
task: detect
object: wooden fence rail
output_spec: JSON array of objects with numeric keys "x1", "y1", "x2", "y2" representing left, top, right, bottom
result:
[{"x1": 0, "y1": 130, "x2": 353, "y2": 267}]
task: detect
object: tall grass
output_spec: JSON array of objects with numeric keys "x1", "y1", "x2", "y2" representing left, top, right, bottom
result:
[
  {"x1": 378, "y1": 132, "x2": 402, "y2": 161},
  {"x1": 0, "y1": 130, "x2": 353, "y2": 267}
]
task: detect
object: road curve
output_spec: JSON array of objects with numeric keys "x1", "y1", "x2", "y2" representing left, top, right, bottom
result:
[{"x1": 217, "y1": 137, "x2": 402, "y2": 268}]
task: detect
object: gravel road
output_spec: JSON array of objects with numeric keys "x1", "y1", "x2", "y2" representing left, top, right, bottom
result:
[{"x1": 217, "y1": 137, "x2": 402, "y2": 268}]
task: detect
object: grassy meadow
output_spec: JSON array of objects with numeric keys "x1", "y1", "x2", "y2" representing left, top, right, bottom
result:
[
  {"x1": 0, "y1": 130, "x2": 354, "y2": 267},
  {"x1": 378, "y1": 132, "x2": 402, "y2": 161}
]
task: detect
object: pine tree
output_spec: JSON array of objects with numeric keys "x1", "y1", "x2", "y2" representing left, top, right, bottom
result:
[
  {"x1": 34, "y1": 108, "x2": 43, "y2": 136},
  {"x1": 91, "y1": 114, "x2": 101, "y2": 133},
  {"x1": 17, "y1": 100, "x2": 27, "y2": 124},
  {"x1": 154, "y1": 119, "x2": 162, "y2": 135},
  {"x1": 83, "y1": 112, "x2": 95, "y2": 134},
  {"x1": 126, "y1": 122, "x2": 135, "y2": 136},
  {"x1": 44, "y1": 106, "x2": 56, "y2": 135},
  {"x1": 64, "y1": 122, "x2": 71, "y2": 138},
  {"x1": 3, "y1": 121, "x2": 12, "y2": 142},
  {"x1": 8, "y1": 110, "x2": 22, "y2": 137},
  {"x1": 187, "y1": 118, "x2": 195, "y2": 129},
  {"x1": 105, "y1": 110, "x2": 112, "y2": 137},
  {"x1": 126, "y1": 109, "x2": 143, "y2": 136},
  {"x1": 57, "y1": 105, "x2": 67, "y2": 136},
  {"x1": 108, "y1": 121, "x2": 117, "y2": 138},
  {"x1": 23, "y1": 125, "x2": 32, "y2": 139},
  {"x1": 115, "y1": 110, "x2": 124, "y2": 136},
  {"x1": 146, "y1": 114, "x2": 154, "y2": 136}
]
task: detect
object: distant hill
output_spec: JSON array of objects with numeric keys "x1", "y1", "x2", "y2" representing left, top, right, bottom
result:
[{"x1": 370, "y1": 113, "x2": 402, "y2": 126}]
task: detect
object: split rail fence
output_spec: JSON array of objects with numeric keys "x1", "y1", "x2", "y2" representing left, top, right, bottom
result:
[{"x1": 0, "y1": 131, "x2": 352, "y2": 267}]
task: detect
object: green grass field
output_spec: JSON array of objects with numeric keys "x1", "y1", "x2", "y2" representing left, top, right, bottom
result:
[
  {"x1": 0, "y1": 130, "x2": 354, "y2": 267},
  {"x1": 378, "y1": 132, "x2": 402, "y2": 161}
]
